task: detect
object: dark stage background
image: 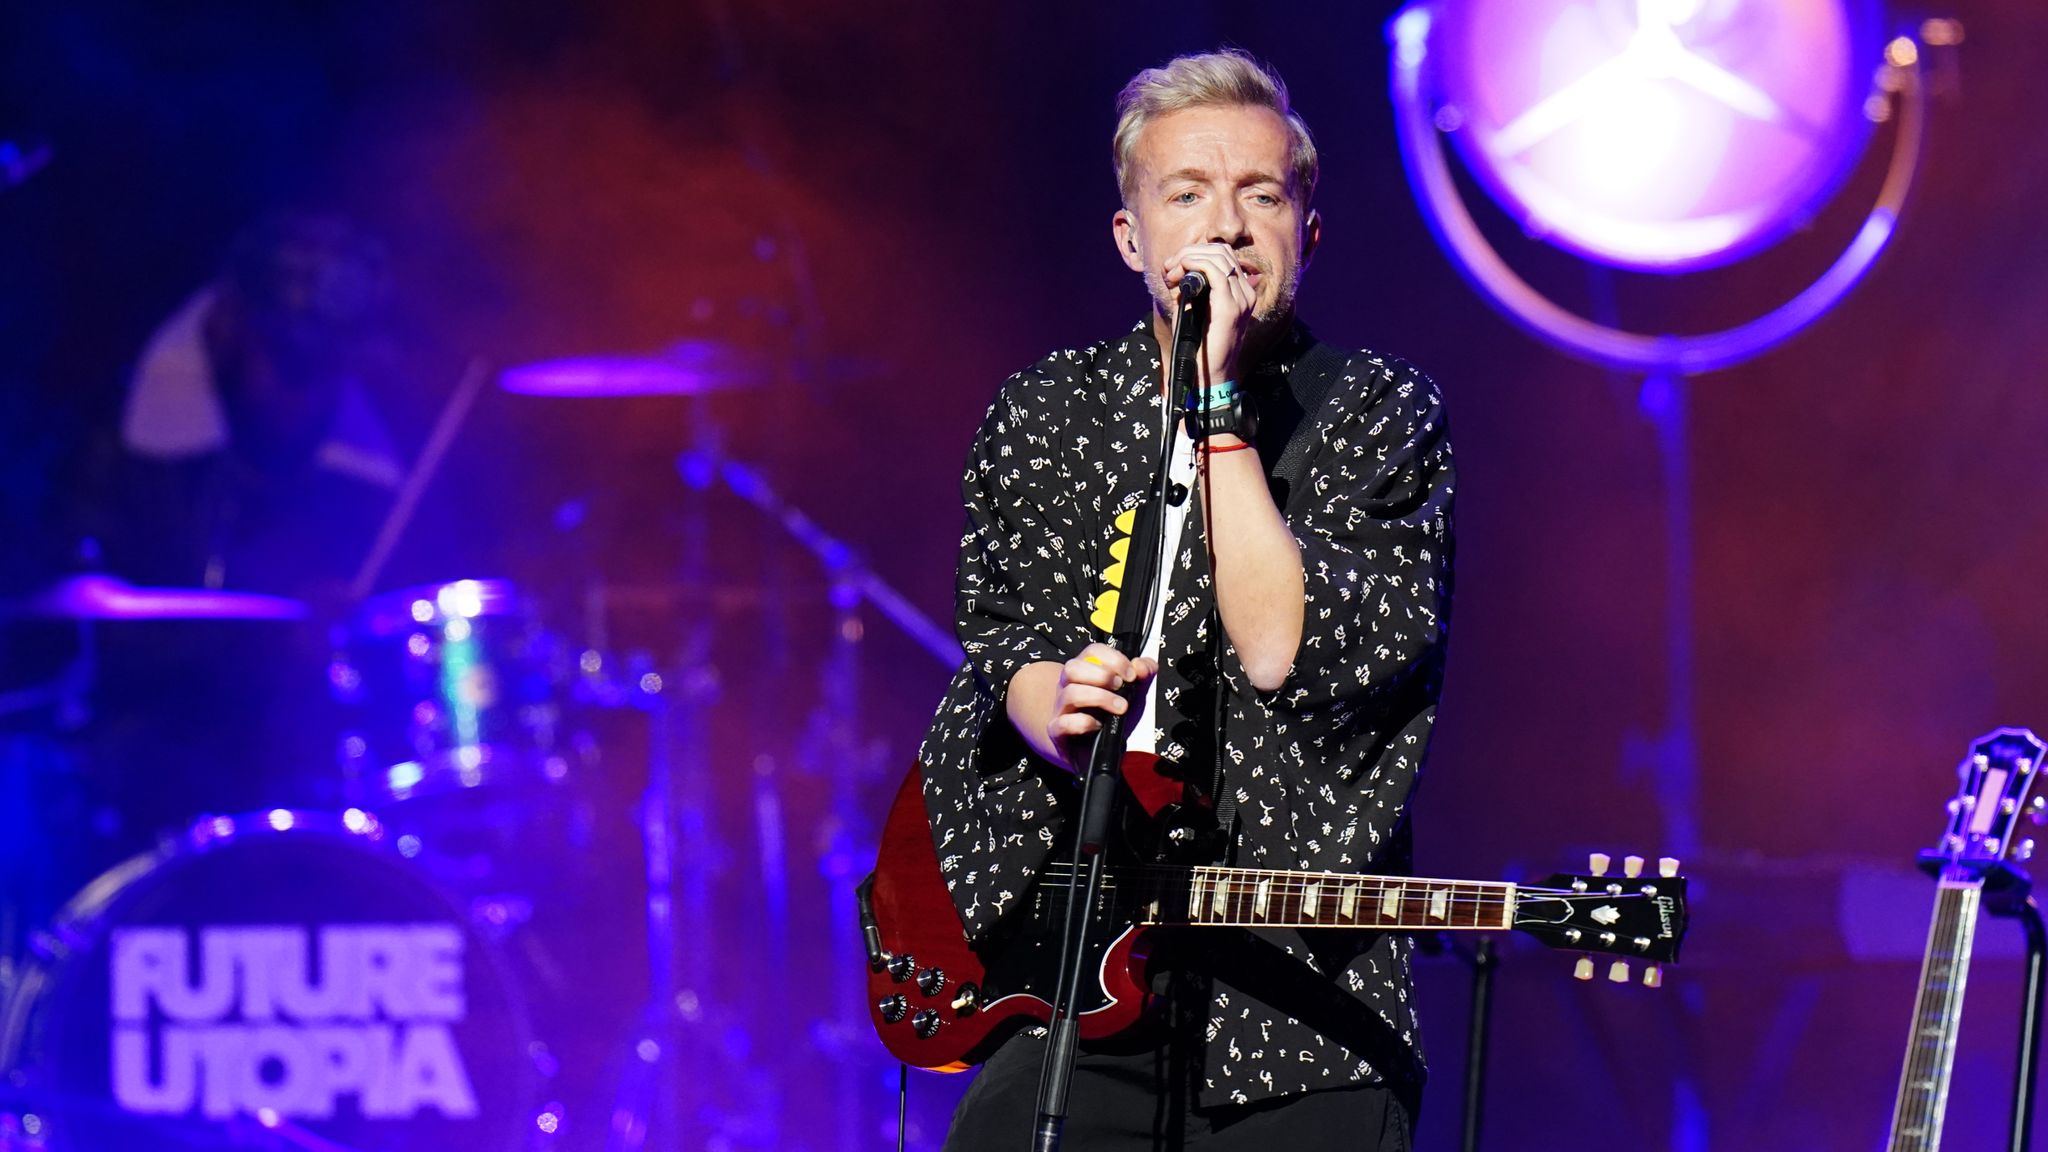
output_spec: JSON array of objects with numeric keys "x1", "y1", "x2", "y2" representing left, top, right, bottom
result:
[{"x1": 3, "y1": 2, "x2": 2047, "y2": 1149}]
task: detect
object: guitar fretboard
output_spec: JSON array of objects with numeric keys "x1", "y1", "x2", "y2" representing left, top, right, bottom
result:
[
  {"x1": 1121, "y1": 866, "x2": 1515, "y2": 930},
  {"x1": 1886, "y1": 875, "x2": 1984, "y2": 1152}
]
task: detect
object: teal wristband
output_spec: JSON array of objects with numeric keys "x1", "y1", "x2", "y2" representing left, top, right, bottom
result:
[{"x1": 1193, "y1": 378, "x2": 1240, "y2": 411}]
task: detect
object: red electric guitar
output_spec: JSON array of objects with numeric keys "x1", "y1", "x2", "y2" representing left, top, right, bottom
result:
[{"x1": 858, "y1": 763, "x2": 1691, "y2": 1071}]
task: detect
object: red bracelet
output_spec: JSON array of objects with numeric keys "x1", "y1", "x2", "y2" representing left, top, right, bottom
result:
[{"x1": 1204, "y1": 439, "x2": 1256, "y2": 454}]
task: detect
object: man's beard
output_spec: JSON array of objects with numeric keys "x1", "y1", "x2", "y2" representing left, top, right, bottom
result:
[{"x1": 1251, "y1": 263, "x2": 1301, "y2": 326}]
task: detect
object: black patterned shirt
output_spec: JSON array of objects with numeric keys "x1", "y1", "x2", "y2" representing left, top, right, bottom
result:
[{"x1": 916, "y1": 319, "x2": 1454, "y2": 1107}]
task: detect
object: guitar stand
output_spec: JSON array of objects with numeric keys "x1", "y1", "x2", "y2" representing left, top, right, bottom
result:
[{"x1": 1984, "y1": 869, "x2": 2043, "y2": 1152}]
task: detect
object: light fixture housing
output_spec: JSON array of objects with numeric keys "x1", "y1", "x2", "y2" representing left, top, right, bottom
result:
[{"x1": 1431, "y1": 0, "x2": 1884, "y2": 272}]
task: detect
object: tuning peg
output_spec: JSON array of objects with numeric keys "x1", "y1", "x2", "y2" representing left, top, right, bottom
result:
[
  {"x1": 1623, "y1": 855, "x2": 1644, "y2": 878},
  {"x1": 1658, "y1": 856, "x2": 1680, "y2": 878},
  {"x1": 1607, "y1": 960, "x2": 1631, "y2": 983},
  {"x1": 1574, "y1": 956, "x2": 1595, "y2": 981},
  {"x1": 1642, "y1": 965, "x2": 1663, "y2": 989},
  {"x1": 1588, "y1": 852, "x2": 1611, "y2": 877}
]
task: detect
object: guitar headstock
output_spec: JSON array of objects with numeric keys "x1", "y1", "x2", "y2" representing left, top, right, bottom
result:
[
  {"x1": 1922, "y1": 727, "x2": 2047, "y2": 878},
  {"x1": 1513, "y1": 853, "x2": 1689, "y2": 987}
]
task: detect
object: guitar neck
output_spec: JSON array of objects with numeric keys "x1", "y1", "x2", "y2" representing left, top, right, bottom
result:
[
  {"x1": 1885, "y1": 873, "x2": 1986, "y2": 1152},
  {"x1": 1129, "y1": 865, "x2": 1516, "y2": 931}
]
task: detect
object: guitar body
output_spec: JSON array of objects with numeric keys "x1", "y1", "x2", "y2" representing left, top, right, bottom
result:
[{"x1": 865, "y1": 763, "x2": 1151, "y2": 1070}]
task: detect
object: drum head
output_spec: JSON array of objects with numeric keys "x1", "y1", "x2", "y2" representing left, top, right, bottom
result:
[{"x1": 1, "y1": 812, "x2": 546, "y2": 1150}]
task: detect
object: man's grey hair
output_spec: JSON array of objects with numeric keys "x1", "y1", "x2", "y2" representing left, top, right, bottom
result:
[{"x1": 1112, "y1": 48, "x2": 1319, "y2": 207}]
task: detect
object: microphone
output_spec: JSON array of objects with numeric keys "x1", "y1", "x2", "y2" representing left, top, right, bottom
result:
[{"x1": 1169, "y1": 270, "x2": 1208, "y2": 408}]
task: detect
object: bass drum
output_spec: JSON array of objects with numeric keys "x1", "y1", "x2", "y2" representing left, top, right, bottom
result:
[{"x1": 0, "y1": 810, "x2": 555, "y2": 1151}]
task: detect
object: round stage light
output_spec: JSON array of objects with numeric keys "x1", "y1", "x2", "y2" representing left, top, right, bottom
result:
[{"x1": 1430, "y1": 0, "x2": 1884, "y2": 272}]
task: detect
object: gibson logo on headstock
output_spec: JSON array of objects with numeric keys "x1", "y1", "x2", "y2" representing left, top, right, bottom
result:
[{"x1": 1655, "y1": 895, "x2": 1678, "y2": 938}]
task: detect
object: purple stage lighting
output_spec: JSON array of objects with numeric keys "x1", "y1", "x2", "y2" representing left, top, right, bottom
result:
[
  {"x1": 498, "y1": 340, "x2": 770, "y2": 397},
  {"x1": 1429, "y1": 0, "x2": 1882, "y2": 272},
  {"x1": 7, "y1": 573, "x2": 308, "y2": 621}
]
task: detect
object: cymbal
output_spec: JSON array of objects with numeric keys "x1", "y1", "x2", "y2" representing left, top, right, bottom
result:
[
  {"x1": 4, "y1": 574, "x2": 307, "y2": 621},
  {"x1": 499, "y1": 340, "x2": 771, "y2": 397}
]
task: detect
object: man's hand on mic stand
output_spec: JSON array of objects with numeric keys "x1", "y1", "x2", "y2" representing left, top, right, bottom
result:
[{"x1": 1006, "y1": 644, "x2": 1159, "y2": 774}]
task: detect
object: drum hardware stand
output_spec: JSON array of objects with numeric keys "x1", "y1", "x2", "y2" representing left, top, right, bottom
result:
[
  {"x1": 1032, "y1": 286, "x2": 1202, "y2": 1152},
  {"x1": 683, "y1": 454, "x2": 964, "y2": 671},
  {"x1": 600, "y1": 392, "x2": 737, "y2": 1152},
  {"x1": 811, "y1": 568, "x2": 876, "y2": 1152},
  {"x1": 675, "y1": 449, "x2": 960, "y2": 1152},
  {"x1": 0, "y1": 602, "x2": 96, "y2": 1000},
  {"x1": 597, "y1": 640, "x2": 720, "y2": 1152}
]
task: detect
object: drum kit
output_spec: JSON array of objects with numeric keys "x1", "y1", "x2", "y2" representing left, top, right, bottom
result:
[{"x1": 0, "y1": 348, "x2": 956, "y2": 1152}]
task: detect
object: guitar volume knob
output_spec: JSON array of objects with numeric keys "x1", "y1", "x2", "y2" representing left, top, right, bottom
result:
[
  {"x1": 916, "y1": 967, "x2": 947, "y2": 996},
  {"x1": 912, "y1": 1009, "x2": 942, "y2": 1039},
  {"x1": 878, "y1": 994, "x2": 908, "y2": 1024},
  {"x1": 887, "y1": 953, "x2": 915, "y2": 982}
]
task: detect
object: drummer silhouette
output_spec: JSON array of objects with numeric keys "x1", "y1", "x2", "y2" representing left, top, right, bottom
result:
[
  {"x1": 99, "y1": 210, "x2": 405, "y2": 596},
  {"x1": 68, "y1": 212, "x2": 420, "y2": 856}
]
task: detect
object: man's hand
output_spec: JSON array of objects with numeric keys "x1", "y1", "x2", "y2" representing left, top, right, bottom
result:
[
  {"x1": 1006, "y1": 644, "x2": 1160, "y2": 773},
  {"x1": 1163, "y1": 242, "x2": 1260, "y2": 385},
  {"x1": 1161, "y1": 241, "x2": 1307, "y2": 692}
]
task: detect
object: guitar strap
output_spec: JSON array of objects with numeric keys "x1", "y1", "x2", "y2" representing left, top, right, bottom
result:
[{"x1": 1209, "y1": 339, "x2": 1343, "y2": 851}]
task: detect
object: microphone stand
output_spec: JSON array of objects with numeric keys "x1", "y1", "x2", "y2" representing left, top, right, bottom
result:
[{"x1": 1030, "y1": 284, "x2": 1208, "y2": 1152}]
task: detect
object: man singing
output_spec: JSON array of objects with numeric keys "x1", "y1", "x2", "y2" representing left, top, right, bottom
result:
[{"x1": 920, "y1": 49, "x2": 1454, "y2": 1149}]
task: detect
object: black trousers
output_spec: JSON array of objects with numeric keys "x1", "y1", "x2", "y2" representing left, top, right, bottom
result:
[{"x1": 941, "y1": 1032, "x2": 1413, "y2": 1152}]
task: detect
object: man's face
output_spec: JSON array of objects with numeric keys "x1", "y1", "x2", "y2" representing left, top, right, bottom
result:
[
  {"x1": 1113, "y1": 103, "x2": 1319, "y2": 331},
  {"x1": 206, "y1": 296, "x2": 352, "y2": 472}
]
